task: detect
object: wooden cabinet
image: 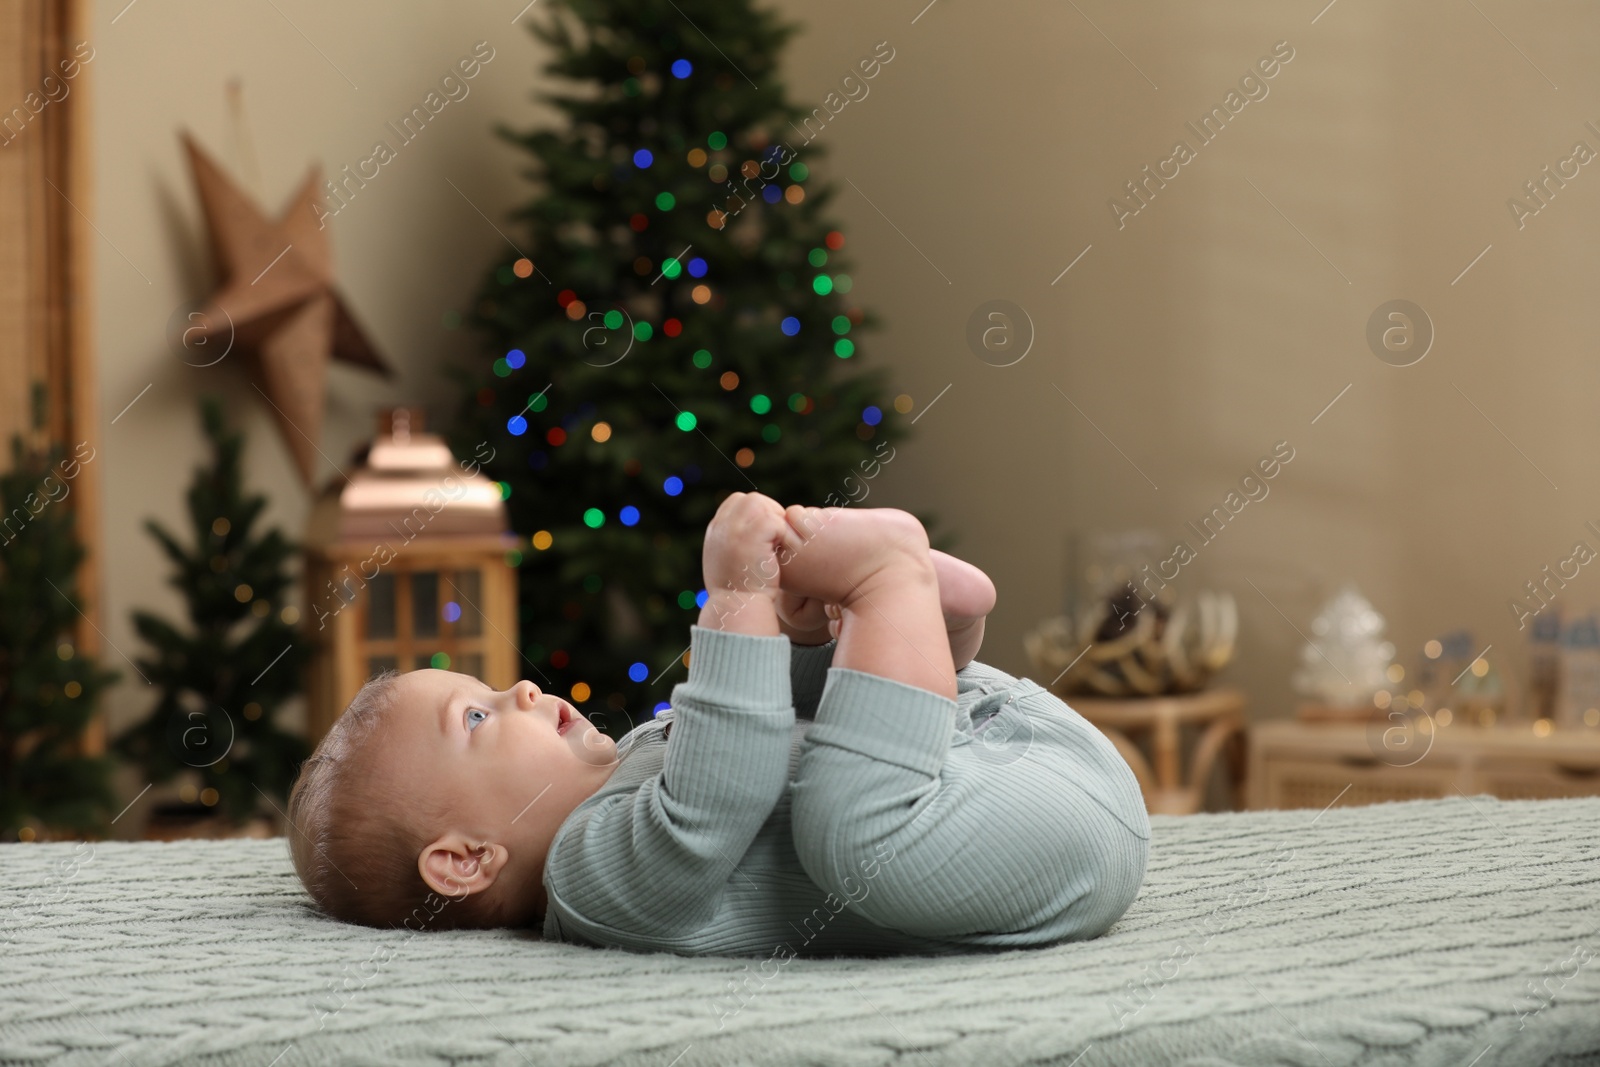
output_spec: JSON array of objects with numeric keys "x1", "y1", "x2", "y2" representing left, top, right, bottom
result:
[{"x1": 1248, "y1": 720, "x2": 1600, "y2": 810}]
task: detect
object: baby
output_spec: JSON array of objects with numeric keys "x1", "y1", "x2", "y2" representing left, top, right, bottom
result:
[{"x1": 289, "y1": 493, "x2": 1150, "y2": 956}]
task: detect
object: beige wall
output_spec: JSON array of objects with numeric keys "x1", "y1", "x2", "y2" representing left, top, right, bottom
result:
[{"x1": 91, "y1": 0, "x2": 1600, "y2": 760}]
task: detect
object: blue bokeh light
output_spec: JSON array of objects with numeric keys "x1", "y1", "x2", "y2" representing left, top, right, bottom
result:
[
  {"x1": 653, "y1": 702, "x2": 672, "y2": 716},
  {"x1": 671, "y1": 59, "x2": 692, "y2": 79},
  {"x1": 780, "y1": 316, "x2": 801, "y2": 336},
  {"x1": 620, "y1": 505, "x2": 641, "y2": 526},
  {"x1": 442, "y1": 602, "x2": 462, "y2": 623},
  {"x1": 507, "y1": 415, "x2": 528, "y2": 436},
  {"x1": 633, "y1": 148, "x2": 653, "y2": 168},
  {"x1": 862, "y1": 405, "x2": 883, "y2": 426},
  {"x1": 505, "y1": 348, "x2": 526, "y2": 369},
  {"x1": 629, "y1": 661, "x2": 649, "y2": 682},
  {"x1": 663, "y1": 476, "x2": 684, "y2": 496},
  {"x1": 688, "y1": 257, "x2": 708, "y2": 278},
  {"x1": 763, "y1": 184, "x2": 782, "y2": 203},
  {"x1": 695, "y1": 589, "x2": 709, "y2": 608}
]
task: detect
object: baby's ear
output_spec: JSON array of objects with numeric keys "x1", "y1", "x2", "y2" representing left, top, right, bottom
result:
[{"x1": 418, "y1": 834, "x2": 508, "y2": 900}]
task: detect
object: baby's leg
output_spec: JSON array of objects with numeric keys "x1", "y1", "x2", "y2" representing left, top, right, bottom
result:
[
  {"x1": 779, "y1": 506, "x2": 956, "y2": 701},
  {"x1": 788, "y1": 509, "x2": 1147, "y2": 946}
]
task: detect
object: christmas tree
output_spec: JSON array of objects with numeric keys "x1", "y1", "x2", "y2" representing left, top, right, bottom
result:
[
  {"x1": 116, "y1": 398, "x2": 308, "y2": 824},
  {"x1": 0, "y1": 396, "x2": 118, "y2": 840},
  {"x1": 449, "y1": 0, "x2": 918, "y2": 728}
]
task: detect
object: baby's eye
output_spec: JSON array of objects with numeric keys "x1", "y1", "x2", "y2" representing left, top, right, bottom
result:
[{"x1": 466, "y1": 707, "x2": 489, "y2": 732}]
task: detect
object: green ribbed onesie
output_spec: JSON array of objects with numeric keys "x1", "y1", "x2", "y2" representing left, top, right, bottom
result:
[{"x1": 540, "y1": 625, "x2": 1150, "y2": 958}]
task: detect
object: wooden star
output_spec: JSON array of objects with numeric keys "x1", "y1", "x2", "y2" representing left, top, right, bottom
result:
[{"x1": 180, "y1": 131, "x2": 391, "y2": 486}]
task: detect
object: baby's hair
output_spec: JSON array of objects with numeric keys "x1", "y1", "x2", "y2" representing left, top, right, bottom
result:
[{"x1": 287, "y1": 671, "x2": 506, "y2": 931}]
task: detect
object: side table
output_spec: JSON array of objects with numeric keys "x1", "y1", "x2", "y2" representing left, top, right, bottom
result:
[{"x1": 1062, "y1": 687, "x2": 1247, "y2": 815}]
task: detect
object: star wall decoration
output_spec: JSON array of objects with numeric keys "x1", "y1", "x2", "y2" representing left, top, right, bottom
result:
[{"x1": 180, "y1": 131, "x2": 391, "y2": 486}]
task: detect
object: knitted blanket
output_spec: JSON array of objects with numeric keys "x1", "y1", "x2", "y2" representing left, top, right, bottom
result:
[{"x1": 2, "y1": 795, "x2": 1597, "y2": 1066}]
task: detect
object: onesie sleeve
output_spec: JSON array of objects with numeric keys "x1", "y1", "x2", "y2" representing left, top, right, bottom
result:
[
  {"x1": 789, "y1": 637, "x2": 836, "y2": 720},
  {"x1": 541, "y1": 625, "x2": 794, "y2": 940}
]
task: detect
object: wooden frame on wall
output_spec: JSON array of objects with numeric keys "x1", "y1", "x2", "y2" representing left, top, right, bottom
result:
[{"x1": 0, "y1": 0, "x2": 104, "y2": 753}]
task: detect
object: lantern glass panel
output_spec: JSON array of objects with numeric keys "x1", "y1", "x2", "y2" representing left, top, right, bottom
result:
[
  {"x1": 453, "y1": 569, "x2": 483, "y2": 636},
  {"x1": 413, "y1": 572, "x2": 440, "y2": 638},
  {"x1": 366, "y1": 573, "x2": 396, "y2": 639}
]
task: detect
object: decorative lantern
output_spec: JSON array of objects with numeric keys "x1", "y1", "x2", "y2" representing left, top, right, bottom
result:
[{"x1": 303, "y1": 408, "x2": 519, "y2": 743}]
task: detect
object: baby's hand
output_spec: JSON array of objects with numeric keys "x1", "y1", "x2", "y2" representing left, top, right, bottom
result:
[{"x1": 701, "y1": 492, "x2": 795, "y2": 605}]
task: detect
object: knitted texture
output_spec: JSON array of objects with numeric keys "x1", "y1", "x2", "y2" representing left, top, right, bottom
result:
[{"x1": 2, "y1": 795, "x2": 1597, "y2": 1066}]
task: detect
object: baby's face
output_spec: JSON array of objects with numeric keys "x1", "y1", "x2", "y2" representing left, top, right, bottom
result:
[{"x1": 381, "y1": 670, "x2": 619, "y2": 858}]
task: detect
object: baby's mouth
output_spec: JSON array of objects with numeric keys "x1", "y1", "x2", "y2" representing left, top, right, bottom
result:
[{"x1": 556, "y1": 701, "x2": 576, "y2": 735}]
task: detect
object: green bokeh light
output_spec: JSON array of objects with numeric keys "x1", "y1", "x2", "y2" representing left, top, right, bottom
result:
[
  {"x1": 675, "y1": 411, "x2": 698, "y2": 432},
  {"x1": 633, "y1": 322, "x2": 653, "y2": 341},
  {"x1": 789, "y1": 162, "x2": 809, "y2": 181},
  {"x1": 529, "y1": 392, "x2": 549, "y2": 412},
  {"x1": 655, "y1": 191, "x2": 676, "y2": 211},
  {"x1": 834, "y1": 338, "x2": 855, "y2": 358},
  {"x1": 831, "y1": 315, "x2": 851, "y2": 335},
  {"x1": 708, "y1": 131, "x2": 727, "y2": 149},
  {"x1": 662, "y1": 257, "x2": 683, "y2": 278},
  {"x1": 583, "y1": 508, "x2": 605, "y2": 528},
  {"x1": 807, "y1": 248, "x2": 827, "y2": 267},
  {"x1": 812, "y1": 275, "x2": 833, "y2": 295},
  {"x1": 692, "y1": 348, "x2": 713, "y2": 368},
  {"x1": 749, "y1": 394, "x2": 772, "y2": 415},
  {"x1": 761, "y1": 423, "x2": 781, "y2": 443}
]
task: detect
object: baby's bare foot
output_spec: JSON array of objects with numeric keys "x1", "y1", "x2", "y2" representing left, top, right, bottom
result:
[
  {"x1": 779, "y1": 505, "x2": 932, "y2": 609},
  {"x1": 929, "y1": 550, "x2": 997, "y2": 623}
]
